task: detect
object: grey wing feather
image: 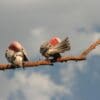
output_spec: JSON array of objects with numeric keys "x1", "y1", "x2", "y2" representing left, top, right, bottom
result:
[
  {"x1": 40, "y1": 41, "x2": 51, "y2": 54},
  {"x1": 47, "y1": 37, "x2": 70, "y2": 55},
  {"x1": 5, "y1": 49, "x2": 15, "y2": 63},
  {"x1": 22, "y1": 48, "x2": 29, "y2": 61}
]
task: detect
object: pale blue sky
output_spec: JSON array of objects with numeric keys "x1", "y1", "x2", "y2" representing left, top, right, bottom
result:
[{"x1": 0, "y1": 0, "x2": 100, "y2": 100}]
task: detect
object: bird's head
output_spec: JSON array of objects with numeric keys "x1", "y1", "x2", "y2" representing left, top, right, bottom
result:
[
  {"x1": 8, "y1": 41, "x2": 22, "y2": 52},
  {"x1": 49, "y1": 37, "x2": 61, "y2": 46}
]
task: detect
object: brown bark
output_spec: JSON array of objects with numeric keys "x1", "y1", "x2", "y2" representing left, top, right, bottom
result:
[{"x1": 0, "y1": 39, "x2": 100, "y2": 70}]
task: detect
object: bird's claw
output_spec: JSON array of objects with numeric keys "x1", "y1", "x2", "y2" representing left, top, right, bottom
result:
[{"x1": 49, "y1": 63, "x2": 54, "y2": 66}]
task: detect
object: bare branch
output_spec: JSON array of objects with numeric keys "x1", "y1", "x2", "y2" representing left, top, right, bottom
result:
[{"x1": 0, "y1": 39, "x2": 100, "y2": 70}]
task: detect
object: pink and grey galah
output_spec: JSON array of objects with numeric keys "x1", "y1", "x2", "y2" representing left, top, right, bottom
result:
[
  {"x1": 40, "y1": 36, "x2": 71, "y2": 61},
  {"x1": 5, "y1": 41, "x2": 28, "y2": 67}
]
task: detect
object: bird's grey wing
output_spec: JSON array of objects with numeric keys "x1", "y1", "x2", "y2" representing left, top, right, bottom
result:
[
  {"x1": 5, "y1": 49, "x2": 15, "y2": 63},
  {"x1": 40, "y1": 41, "x2": 51, "y2": 54},
  {"x1": 22, "y1": 48, "x2": 29, "y2": 61},
  {"x1": 47, "y1": 37, "x2": 71, "y2": 55}
]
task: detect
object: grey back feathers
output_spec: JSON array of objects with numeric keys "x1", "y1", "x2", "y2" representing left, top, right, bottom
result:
[
  {"x1": 5, "y1": 49, "x2": 15, "y2": 63},
  {"x1": 40, "y1": 41, "x2": 50, "y2": 54},
  {"x1": 47, "y1": 37, "x2": 70, "y2": 55},
  {"x1": 54, "y1": 37, "x2": 70, "y2": 52},
  {"x1": 21, "y1": 48, "x2": 29, "y2": 61}
]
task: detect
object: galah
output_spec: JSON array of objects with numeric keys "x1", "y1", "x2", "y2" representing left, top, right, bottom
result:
[
  {"x1": 5, "y1": 41, "x2": 28, "y2": 67},
  {"x1": 40, "y1": 37, "x2": 71, "y2": 61}
]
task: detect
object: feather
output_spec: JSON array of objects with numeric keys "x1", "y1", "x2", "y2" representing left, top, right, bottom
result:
[
  {"x1": 47, "y1": 37, "x2": 70, "y2": 55},
  {"x1": 21, "y1": 48, "x2": 29, "y2": 61}
]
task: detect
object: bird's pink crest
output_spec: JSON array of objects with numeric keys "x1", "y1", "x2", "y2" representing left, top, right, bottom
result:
[
  {"x1": 49, "y1": 37, "x2": 61, "y2": 46},
  {"x1": 8, "y1": 41, "x2": 23, "y2": 51}
]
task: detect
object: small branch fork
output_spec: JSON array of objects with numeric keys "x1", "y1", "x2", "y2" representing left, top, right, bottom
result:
[{"x1": 0, "y1": 39, "x2": 100, "y2": 70}]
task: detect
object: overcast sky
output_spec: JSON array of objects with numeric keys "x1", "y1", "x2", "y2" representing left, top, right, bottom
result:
[{"x1": 0, "y1": 0, "x2": 100, "y2": 100}]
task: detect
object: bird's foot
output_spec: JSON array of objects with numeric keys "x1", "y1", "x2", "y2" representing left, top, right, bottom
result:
[
  {"x1": 50, "y1": 59, "x2": 56, "y2": 63},
  {"x1": 44, "y1": 58, "x2": 54, "y2": 66},
  {"x1": 22, "y1": 62, "x2": 25, "y2": 69},
  {"x1": 49, "y1": 63, "x2": 54, "y2": 66},
  {"x1": 11, "y1": 64, "x2": 16, "y2": 69}
]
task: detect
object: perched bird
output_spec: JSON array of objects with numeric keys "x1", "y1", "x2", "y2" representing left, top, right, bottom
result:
[
  {"x1": 5, "y1": 41, "x2": 28, "y2": 67},
  {"x1": 40, "y1": 36, "x2": 71, "y2": 61}
]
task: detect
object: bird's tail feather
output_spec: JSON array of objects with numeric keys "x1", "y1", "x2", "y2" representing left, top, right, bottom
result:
[{"x1": 54, "y1": 37, "x2": 70, "y2": 53}]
